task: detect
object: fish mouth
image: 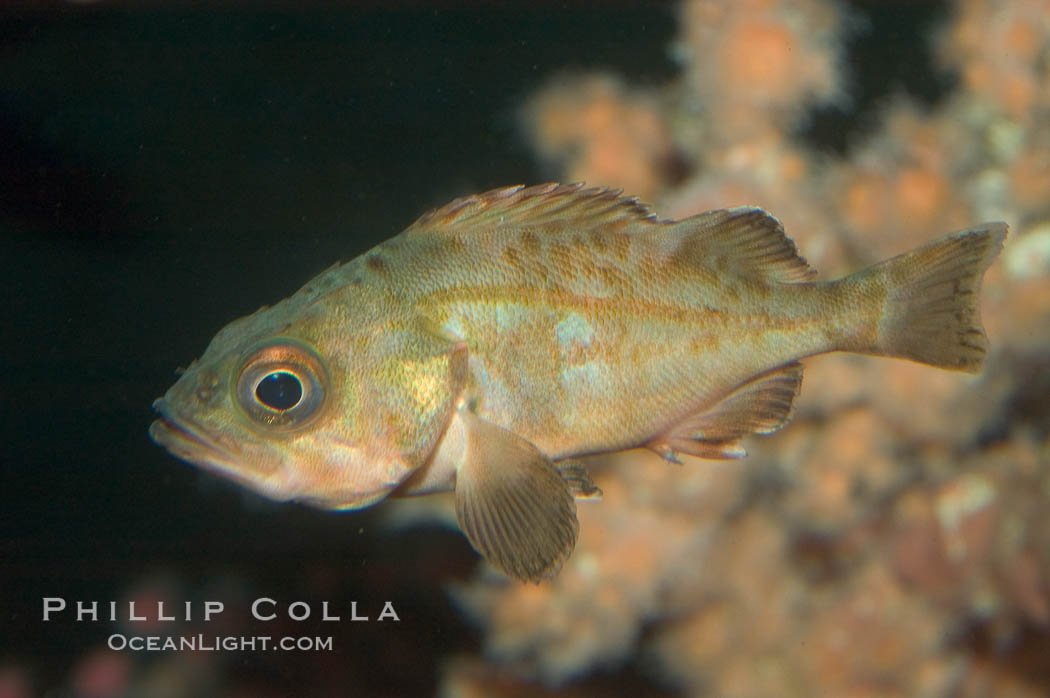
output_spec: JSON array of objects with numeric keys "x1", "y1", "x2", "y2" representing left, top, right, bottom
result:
[
  {"x1": 150, "y1": 400, "x2": 392, "y2": 509},
  {"x1": 149, "y1": 399, "x2": 258, "y2": 487}
]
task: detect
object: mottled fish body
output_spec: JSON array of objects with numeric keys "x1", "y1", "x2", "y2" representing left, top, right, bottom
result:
[{"x1": 151, "y1": 183, "x2": 1006, "y2": 582}]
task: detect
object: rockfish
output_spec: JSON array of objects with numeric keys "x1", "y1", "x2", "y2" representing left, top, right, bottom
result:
[{"x1": 150, "y1": 183, "x2": 1006, "y2": 582}]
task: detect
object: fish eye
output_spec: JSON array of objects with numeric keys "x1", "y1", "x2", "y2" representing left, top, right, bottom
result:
[
  {"x1": 255, "y1": 371, "x2": 303, "y2": 411},
  {"x1": 236, "y1": 340, "x2": 327, "y2": 430}
]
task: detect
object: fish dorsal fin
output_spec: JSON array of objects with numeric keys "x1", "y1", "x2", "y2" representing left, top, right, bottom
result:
[
  {"x1": 647, "y1": 362, "x2": 804, "y2": 462},
  {"x1": 403, "y1": 185, "x2": 814, "y2": 282},
  {"x1": 403, "y1": 182, "x2": 668, "y2": 238},
  {"x1": 453, "y1": 410, "x2": 578, "y2": 582},
  {"x1": 671, "y1": 207, "x2": 816, "y2": 283}
]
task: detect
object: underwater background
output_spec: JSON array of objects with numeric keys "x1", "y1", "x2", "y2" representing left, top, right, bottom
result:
[{"x1": 3, "y1": 0, "x2": 1050, "y2": 696}]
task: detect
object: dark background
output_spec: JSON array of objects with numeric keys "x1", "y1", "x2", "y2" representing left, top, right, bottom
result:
[{"x1": 0, "y1": 1, "x2": 949, "y2": 695}]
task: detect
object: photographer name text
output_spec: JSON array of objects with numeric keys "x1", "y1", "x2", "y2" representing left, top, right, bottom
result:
[{"x1": 42, "y1": 597, "x2": 400, "y2": 623}]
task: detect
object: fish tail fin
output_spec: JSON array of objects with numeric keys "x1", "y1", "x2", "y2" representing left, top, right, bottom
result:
[{"x1": 852, "y1": 223, "x2": 1006, "y2": 373}]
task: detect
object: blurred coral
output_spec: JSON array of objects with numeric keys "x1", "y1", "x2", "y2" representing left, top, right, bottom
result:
[
  {"x1": 0, "y1": 665, "x2": 33, "y2": 698},
  {"x1": 442, "y1": 0, "x2": 1050, "y2": 696},
  {"x1": 522, "y1": 74, "x2": 679, "y2": 201},
  {"x1": 673, "y1": 0, "x2": 846, "y2": 144}
]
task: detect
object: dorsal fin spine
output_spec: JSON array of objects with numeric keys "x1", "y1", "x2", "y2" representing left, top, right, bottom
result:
[{"x1": 403, "y1": 182, "x2": 664, "y2": 237}]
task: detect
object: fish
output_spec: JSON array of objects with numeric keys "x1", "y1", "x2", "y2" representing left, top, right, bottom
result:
[{"x1": 150, "y1": 182, "x2": 1006, "y2": 582}]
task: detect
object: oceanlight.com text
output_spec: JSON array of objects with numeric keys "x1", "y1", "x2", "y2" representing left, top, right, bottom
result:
[{"x1": 107, "y1": 633, "x2": 334, "y2": 652}]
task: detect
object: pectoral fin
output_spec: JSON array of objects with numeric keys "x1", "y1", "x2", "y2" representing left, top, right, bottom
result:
[
  {"x1": 647, "y1": 362, "x2": 803, "y2": 462},
  {"x1": 453, "y1": 411, "x2": 579, "y2": 582}
]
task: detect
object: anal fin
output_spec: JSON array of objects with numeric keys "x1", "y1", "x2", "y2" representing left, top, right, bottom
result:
[
  {"x1": 649, "y1": 438, "x2": 747, "y2": 462},
  {"x1": 647, "y1": 362, "x2": 804, "y2": 462},
  {"x1": 452, "y1": 410, "x2": 579, "y2": 583}
]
